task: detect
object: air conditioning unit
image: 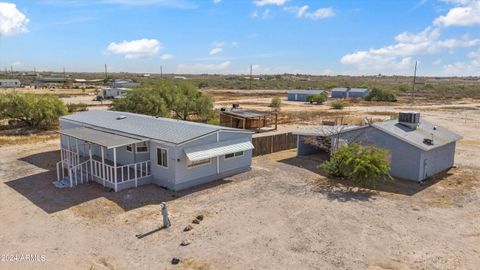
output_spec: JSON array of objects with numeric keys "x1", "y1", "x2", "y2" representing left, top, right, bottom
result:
[{"x1": 398, "y1": 111, "x2": 420, "y2": 129}]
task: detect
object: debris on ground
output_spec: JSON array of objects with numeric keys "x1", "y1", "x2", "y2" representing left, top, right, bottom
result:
[
  {"x1": 196, "y1": 215, "x2": 204, "y2": 221},
  {"x1": 183, "y1": 225, "x2": 193, "y2": 232},
  {"x1": 171, "y1": 257, "x2": 180, "y2": 265},
  {"x1": 192, "y1": 219, "x2": 200, "y2": 224},
  {"x1": 180, "y1": 239, "x2": 191, "y2": 246}
]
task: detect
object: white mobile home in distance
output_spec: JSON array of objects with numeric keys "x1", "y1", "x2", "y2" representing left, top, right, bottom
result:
[
  {"x1": 0, "y1": 79, "x2": 21, "y2": 88},
  {"x1": 55, "y1": 110, "x2": 254, "y2": 192}
]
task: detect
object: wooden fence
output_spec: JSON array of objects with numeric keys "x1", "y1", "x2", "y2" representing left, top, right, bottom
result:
[{"x1": 252, "y1": 133, "x2": 297, "y2": 157}]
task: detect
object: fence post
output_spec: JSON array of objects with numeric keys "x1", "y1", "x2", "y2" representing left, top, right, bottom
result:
[{"x1": 135, "y1": 163, "x2": 138, "y2": 188}]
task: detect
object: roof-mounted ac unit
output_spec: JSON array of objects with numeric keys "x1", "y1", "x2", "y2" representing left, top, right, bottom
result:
[{"x1": 398, "y1": 111, "x2": 420, "y2": 129}]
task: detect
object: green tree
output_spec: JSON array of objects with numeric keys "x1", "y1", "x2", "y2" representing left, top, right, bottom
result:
[
  {"x1": 270, "y1": 97, "x2": 282, "y2": 108},
  {"x1": 0, "y1": 93, "x2": 68, "y2": 129},
  {"x1": 330, "y1": 102, "x2": 344, "y2": 109},
  {"x1": 161, "y1": 82, "x2": 214, "y2": 120},
  {"x1": 364, "y1": 88, "x2": 397, "y2": 102},
  {"x1": 320, "y1": 143, "x2": 392, "y2": 188},
  {"x1": 112, "y1": 88, "x2": 169, "y2": 117},
  {"x1": 306, "y1": 93, "x2": 327, "y2": 104}
]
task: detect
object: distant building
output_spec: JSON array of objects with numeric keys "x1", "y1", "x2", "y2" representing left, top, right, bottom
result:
[
  {"x1": 331, "y1": 87, "x2": 369, "y2": 99},
  {"x1": 0, "y1": 79, "x2": 21, "y2": 88},
  {"x1": 96, "y1": 88, "x2": 130, "y2": 100},
  {"x1": 294, "y1": 112, "x2": 462, "y2": 182},
  {"x1": 174, "y1": 76, "x2": 187, "y2": 80},
  {"x1": 287, "y1": 89, "x2": 324, "y2": 102},
  {"x1": 112, "y1": 79, "x2": 139, "y2": 88},
  {"x1": 33, "y1": 77, "x2": 68, "y2": 88}
]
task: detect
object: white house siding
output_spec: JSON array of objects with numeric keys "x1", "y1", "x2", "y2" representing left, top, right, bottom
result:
[
  {"x1": 150, "y1": 140, "x2": 177, "y2": 189},
  {"x1": 419, "y1": 142, "x2": 456, "y2": 180}
]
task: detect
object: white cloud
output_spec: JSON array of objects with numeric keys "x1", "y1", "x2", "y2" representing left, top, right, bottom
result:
[
  {"x1": 0, "y1": 2, "x2": 29, "y2": 37},
  {"x1": 209, "y1": 47, "x2": 223, "y2": 55},
  {"x1": 176, "y1": 61, "x2": 231, "y2": 73},
  {"x1": 253, "y1": 0, "x2": 287, "y2": 7},
  {"x1": 284, "y1": 5, "x2": 335, "y2": 20},
  {"x1": 213, "y1": 0, "x2": 221, "y2": 3},
  {"x1": 106, "y1": 39, "x2": 162, "y2": 59},
  {"x1": 251, "y1": 9, "x2": 271, "y2": 19},
  {"x1": 160, "y1": 53, "x2": 174, "y2": 60},
  {"x1": 442, "y1": 48, "x2": 480, "y2": 75},
  {"x1": 341, "y1": 26, "x2": 480, "y2": 72},
  {"x1": 434, "y1": 0, "x2": 480, "y2": 27}
]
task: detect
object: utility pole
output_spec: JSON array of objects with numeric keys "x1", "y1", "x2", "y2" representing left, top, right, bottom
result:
[
  {"x1": 412, "y1": 60, "x2": 417, "y2": 103},
  {"x1": 160, "y1": 65, "x2": 163, "y2": 80},
  {"x1": 249, "y1": 64, "x2": 253, "y2": 90},
  {"x1": 63, "y1": 67, "x2": 66, "y2": 79},
  {"x1": 104, "y1": 64, "x2": 108, "y2": 80},
  {"x1": 10, "y1": 65, "x2": 13, "y2": 73}
]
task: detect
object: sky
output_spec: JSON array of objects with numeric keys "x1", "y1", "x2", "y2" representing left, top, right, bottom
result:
[{"x1": 0, "y1": 0, "x2": 479, "y2": 76}]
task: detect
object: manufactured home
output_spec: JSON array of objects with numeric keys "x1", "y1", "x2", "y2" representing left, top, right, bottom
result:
[
  {"x1": 294, "y1": 112, "x2": 462, "y2": 182},
  {"x1": 287, "y1": 89, "x2": 324, "y2": 102},
  {"x1": 55, "y1": 110, "x2": 254, "y2": 192},
  {"x1": 96, "y1": 88, "x2": 130, "y2": 100},
  {"x1": 0, "y1": 79, "x2": 21, "y2": 88}
]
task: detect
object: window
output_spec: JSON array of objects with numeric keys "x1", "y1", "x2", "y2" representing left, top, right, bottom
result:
[
  {"x1": 187, "y1": 158, "x2": 211, "y2": 168},
  {"x1": 126, "y1": 144, "x2": 133, "y2": 152},
  {"x1": 157, "y1": 148, "x2": 168, "y2": 167},
  {"x1": 136, "y1": 142, "x2": 149, "y2": 153},
  {"x1": 225, "y1": 151, "x2": 244, "y2": 159}
]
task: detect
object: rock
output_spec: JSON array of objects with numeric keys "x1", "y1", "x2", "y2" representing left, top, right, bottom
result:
[
  {"x1": 192, "y1": 219, "x2": 200, "y2": 224},
  {"x1": 196, "y1": 215, "x2": 204, "y2": 221},
  {"x1": 171, "y1": 257, "x2": 180, "y2": 265},
  {"x1": 180, "y1": 239, "x2": 191, "y2": 246},
  {"x1": 183, "y1": 225, "x2": 193, "y2": 232}
]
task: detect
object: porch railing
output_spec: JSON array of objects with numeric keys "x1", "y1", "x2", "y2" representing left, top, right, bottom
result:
[{"x1": 91, "y1": 160, "x2": 151, "y2": 189}]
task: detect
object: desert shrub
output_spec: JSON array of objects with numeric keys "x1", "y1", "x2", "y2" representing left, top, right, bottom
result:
[
  {"x1": 331, "y1": 102, "x2": 344, "y2": 110},
  {"x1": 320, "y1": 143, "x2": 392, "y2": 188},
  {"x1": 270, "y1": 97, "x2": 282, "y2": 108},
  {"x1": 0, "y1": 93, "x2": 68, "y2": 129},
  {"x1": 67, "y1": 103, "x2": 88, "y2": 113},
  {"x1": 365, "y1": 88, "x2": 397, "y2": 102},
  {"x1": 306, "y1": 93, "x2": 327, "y2": 104}
]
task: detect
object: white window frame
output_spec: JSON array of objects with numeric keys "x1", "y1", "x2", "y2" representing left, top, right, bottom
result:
[
  {"x1": 156, "y1": 147, "x2": 168, "y2": 168},
  {"x1": 187, "y1": 158, "x2": 211, "y2": 169},
  {"x1": 136, "y1": 142, "x2": 149, "y2": 153},
  {"x1": 224, "y1": 151, "x2": 244, "y2": 159}
]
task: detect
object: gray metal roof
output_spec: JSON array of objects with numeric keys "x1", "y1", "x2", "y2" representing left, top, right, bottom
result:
[
  {"x1": 372, "y1": 120, "x2": 463, "y2": 151},
  {"x1": 184, "y1": 139, "x2": 254, "y2": 161},
  {"x1": 287, "y1": 89, "x2": 324, "y2": 95},
  {"x1": 61, "y1": 110, "x2": 246, "y2": 145},
  {"x1": 293, "y1": 125, "x2": 367, "y2": 137},
  {"x1": 221, "y1": 109, "x2": 268, "y2": 118},
  {"x1": 60, "y1": 127, "x2": 147, "y2": 149},
  {"x1": 331, "y1": 87, "x2": 368, "y2": 93}
]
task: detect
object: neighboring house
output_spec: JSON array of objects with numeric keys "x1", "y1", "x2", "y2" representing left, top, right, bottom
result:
[
  {"x1": 112, "y1": 79, "x2": 139, "y2": 88},
  {"x1": 55, "y1": 110, "x2": 254, "y2": 192},
  {"x1": 287, "y1": 89, "x2": 324, "y2": 102},
  {"x1": 294, "y1": 112, "x2": 462, "y2": 182},
  {"x1": 0, "y1": 79, "x2": 21, "y2": 88},
  {"x1": 96, "y1": 88, "x2": 130, "y2": 100},
  {"x1": 331, "y1": 87, "x2": 369, "y2": 98},
  {"x1": 34, "y1": 77, "x2": 68, "y2": 88}
]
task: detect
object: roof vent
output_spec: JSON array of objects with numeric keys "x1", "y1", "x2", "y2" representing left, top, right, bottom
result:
[
  {"x1": 116, "y1": 115, "x2": 127, "y2": 120},
  {"x1": 398, "y1": 111, "x2": 420, "y2": 129}
]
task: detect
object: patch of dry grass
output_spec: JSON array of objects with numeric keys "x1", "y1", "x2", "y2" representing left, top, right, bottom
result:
[{"x1": 0, "y1": 130, "x2": 59, "y2": 147}]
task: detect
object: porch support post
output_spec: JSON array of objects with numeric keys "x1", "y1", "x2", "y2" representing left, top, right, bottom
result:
[
  {"x1": 67, "y1": 136, "x2": 71, "y2": 166},
  {"x1": 216, "y1": 131, "x2": 220, "y2": 174},
  {"x1": 101, "y1": 147, "x2": 106, "y2": 187},
  {"x1": 113, "y1": 147, "x2": 118, "y2": 192},
  {"x1": 75, "y1": 138, "x2": 79, "y2": 166},
  {"x1": 89, "y1": 144, "x2": 93, "y2": 182}
]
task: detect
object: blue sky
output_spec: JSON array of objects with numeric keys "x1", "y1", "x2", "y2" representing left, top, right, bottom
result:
[{"x1": 1, "y1": 0, "x2": 479, "y2": 76}]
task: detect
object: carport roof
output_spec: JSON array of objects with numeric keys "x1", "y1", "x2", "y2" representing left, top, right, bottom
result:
[{"x1": 60, "y1": 127, "x2": 147, "y2": 149}]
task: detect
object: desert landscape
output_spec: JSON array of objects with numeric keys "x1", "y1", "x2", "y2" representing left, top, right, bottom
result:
[{"x1": 1, "y1": 88, "x2": 479, "y2": 269}]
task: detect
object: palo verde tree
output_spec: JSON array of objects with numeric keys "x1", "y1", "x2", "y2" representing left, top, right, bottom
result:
[
  {"x1": 306, "y1": 93, "x2": 327, "y2": 104},
  {"x1": 112, "y1": 88, "x2": 169, "y2": 117},
  {"x1": 0, "y1": 93, "x2": 68, "y2": 129},
  {"x1": 270, "y1": 97, "x2": 282, "y2": 108},
  {"x1": 320, "y1": 143, "x2": 392, "y2": 188}
]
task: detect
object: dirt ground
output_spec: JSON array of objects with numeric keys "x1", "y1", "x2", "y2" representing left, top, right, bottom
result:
[{"x1": 1, "y1": 90, "x2": 480, "y2": 269}]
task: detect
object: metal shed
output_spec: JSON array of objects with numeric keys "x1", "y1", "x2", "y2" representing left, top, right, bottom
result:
[
  {"x1": 331, "y1": 87, "x2": 369, "y2": 99},
  {"x1": 0, "y1": 79, "x2": 21, "y2": 88},
  {"x1": 287, "y1": 89, "x2": 324, "y2": 102},
  {"x1": 55, "y1": 110, "x2": 254, "y2": 192},
  {"x1": 294, "y1": 112, "x2": 462, "y2": 182}
]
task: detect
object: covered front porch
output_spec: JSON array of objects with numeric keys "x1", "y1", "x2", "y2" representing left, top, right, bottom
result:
[{"x1": 55, "y1": 126, "x2": 152, "y2": 192}]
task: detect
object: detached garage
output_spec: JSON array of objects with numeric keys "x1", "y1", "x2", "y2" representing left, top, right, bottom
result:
[{"x1": 287, "y1": 89, "x2": 324, "y2": 102}]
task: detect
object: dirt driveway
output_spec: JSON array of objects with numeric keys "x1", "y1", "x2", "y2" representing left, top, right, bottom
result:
[{"x1": 1, "y1": 138, "x2": 479, "y2": 269}]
